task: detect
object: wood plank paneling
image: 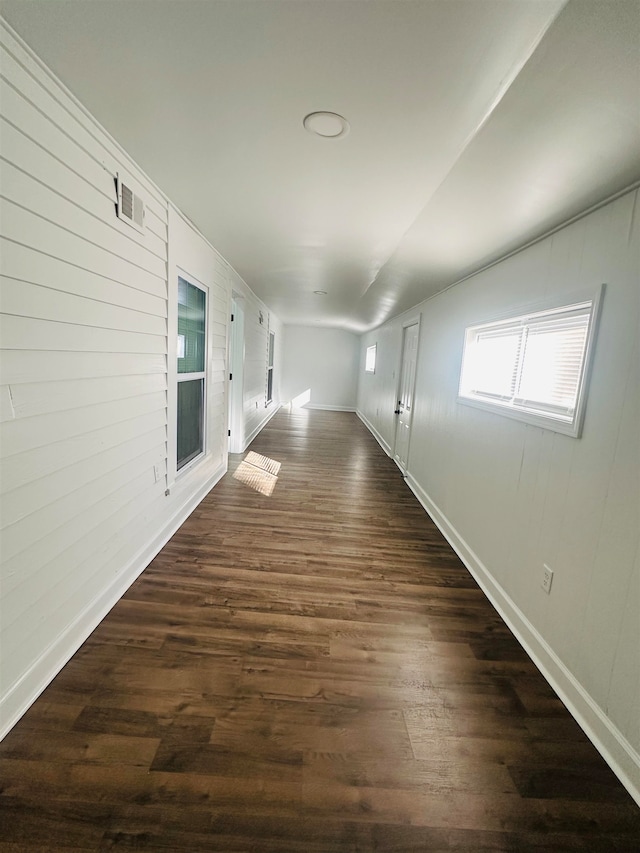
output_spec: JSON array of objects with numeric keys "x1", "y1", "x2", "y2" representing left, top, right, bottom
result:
[
  {"x1": 0, "y1": 80, "x2": 122, "y2": 211},
  {"x1": 1, "y1": 239, "x2": 167, "y2": 317},
  {"x1": 0, "y1": 160, "x2": 167, "y2": 273},
  {"x1": 0, "y1": 391, "x2": 167, "y2": 458},
  {"x1": 1, "y1": 400, "x2": 167, "y2": 526},
  {"x1": 1, "y1": 485, "x2": 170, "y2": 666},
  {"x1": 0, "y1": 118, "x2": 167, "y2": 261},
  {"x1": 1, "y1": 465, "x2": 163, "y2": 626},
  {"x1": 0, "y1": 350, "x2": 166, "y2": 385},
  {"x1": 1, "y1": 200, "x2": 165, "y2": 296},
  {"x1": 0, "y1": 314, "x2": 166, "y2": 354},
  {"x1": 0, "y1": 409, "x2": 636, "y2": 851},
  {"x1": 0, "y1": 278, "x2": 166, "y2": 336},
  {"x1": 0, "y1": 19, "x2": 177, "y2": 742},
  {"x1": 0, "y1": 385, "x2": 15, "y2": 423},
  {"x1": 1, "y1": 432, "x2": 167, "y2": 564},
  {"x1": 5, "y1": 373, "x2": 167, "y2": 421}
]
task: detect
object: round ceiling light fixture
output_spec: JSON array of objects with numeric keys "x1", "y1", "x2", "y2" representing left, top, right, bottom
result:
[
  {"x1": 303, "y1": 111, "x2": 350, "y2": 139},
  {"x1": 313, "y1": 290, "x2": 328, "y2": 295}
]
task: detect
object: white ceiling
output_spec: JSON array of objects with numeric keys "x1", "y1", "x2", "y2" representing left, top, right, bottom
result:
[{"x1": 2, "y1": 0, "x2": 639, "y2": 331}]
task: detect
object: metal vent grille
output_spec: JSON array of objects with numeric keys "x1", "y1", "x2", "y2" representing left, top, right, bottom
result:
[
  {"x1": 116, "y1": 173, "x2": 145, "y2": 232},
  {"x1": 121, "y1": 182, "x2": 133, "y2": 219}
]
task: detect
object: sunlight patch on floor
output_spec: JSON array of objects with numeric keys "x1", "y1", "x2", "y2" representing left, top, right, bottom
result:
[
  {"x1": 290, "y1": 389, "x2": 311, "y2": 408},
  {"x1": 233, "y1": 451, "x2": 282, "y2": 496},
  {"x1": 244, "y1": 451, "x2": 281, "y2": 476}
]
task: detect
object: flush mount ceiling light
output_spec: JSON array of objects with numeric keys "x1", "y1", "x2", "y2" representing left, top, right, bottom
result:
[
  {"x1": 314, "y1": 290, "x2": 328, "y2": 295},
  {"x1": 303, "y1": 111, "x2": 350, "y2": 139}
]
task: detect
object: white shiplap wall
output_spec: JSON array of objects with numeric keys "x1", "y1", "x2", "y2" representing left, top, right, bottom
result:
[
  {"x1": 0, "y1": 21, "x2": 277, "y2": 736},
  {"x1": 356, "y1": 189, "x2": 640, "y2": 801},
  {"x1": 0, "y1": 19, "x2": 169, "y2": 723}
]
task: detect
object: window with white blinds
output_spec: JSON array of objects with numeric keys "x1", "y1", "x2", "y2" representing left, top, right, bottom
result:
[{"x1": 458, "y1": 291, "x2": 602, "y2": 437}]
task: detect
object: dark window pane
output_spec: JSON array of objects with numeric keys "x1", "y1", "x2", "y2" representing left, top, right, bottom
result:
[
  {"x1": 178, "y1": 277, "x2": 206, "y2": 374},
  {"x1": 267, "y1": 368, "x2": 273, "y2": 403},
  {"x1": 177, "y1": 379, "x2": 203, "y2": 469}
]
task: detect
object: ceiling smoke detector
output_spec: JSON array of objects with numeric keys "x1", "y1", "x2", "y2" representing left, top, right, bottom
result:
[
  {"x1": 303, "y1": 111, "x2": 350, "y2": 139},
  {"x1": 314, "y1": 290, "x2": 328, "y2": 295}
]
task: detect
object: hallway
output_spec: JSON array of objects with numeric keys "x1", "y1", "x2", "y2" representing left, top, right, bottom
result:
[{"x1": 0, "y1": 409, "x2": 637, "y2": 851}]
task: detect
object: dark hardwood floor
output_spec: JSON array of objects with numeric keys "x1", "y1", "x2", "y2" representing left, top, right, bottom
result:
[{"x1": 1, "y1": 409, "x2": 638, "y2": 852}]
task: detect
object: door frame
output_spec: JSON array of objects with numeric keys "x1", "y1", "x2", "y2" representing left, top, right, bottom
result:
[
  {"x1": 392, "y1": 314, "x2": 422, "y2": 474},
  {"x1": 228, "y1": 295, "x2": 245, "y2": 454}
]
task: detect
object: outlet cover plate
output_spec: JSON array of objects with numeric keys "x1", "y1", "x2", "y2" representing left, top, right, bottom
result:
[{"x1": 542, "y1": 564, "x2": 554, "y2": 594}]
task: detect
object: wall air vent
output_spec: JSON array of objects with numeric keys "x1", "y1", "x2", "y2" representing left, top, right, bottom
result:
[{"x1": 116, "y1": 173, "x2": 145, "y2": 233}]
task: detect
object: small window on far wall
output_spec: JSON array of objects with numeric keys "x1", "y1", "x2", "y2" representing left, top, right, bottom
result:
[
  {"x1": 365, "y1": 344, "x2": 377, "y2": 373},
  {"x1": 177, "y1": 276, "x2": 207, "y2": 470},
  {"x1": 458, "y1": 288, "x2": 603, "y2": 438}
]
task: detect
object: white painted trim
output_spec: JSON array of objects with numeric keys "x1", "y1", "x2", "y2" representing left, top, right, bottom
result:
[
  {"x1": 241, "y1": 403, "x2": 282, "y2": 453},
  {"x1": 404, "y1": 471, "x2": 640, "y2": 807},
  {"x1": 228, "y1": 296, "x2": 246, "y2": 454},
  {"x1": 357, "y1": 410, "x2": 392, "y2": 457},
  {"x1": 304, "y1": 404, "x2": 356, "y2": 412},
  {"x1": 165, "y1": 220, "x2": 178, "y2": 492},
  {"x1": 0, "y1": 460, "x2": 227, "y2": 741}
]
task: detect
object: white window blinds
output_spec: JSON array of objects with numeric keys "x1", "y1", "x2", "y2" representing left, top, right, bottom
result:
[
  {"x1": 515, "y1": 311, "x2": 589, "y2": 416},
  {"x1": 466, "y1": 326, "x2": 522, "y2": 400},
  {"x1": 458, "y1": 292, "x2": 602, "y2": 437}
]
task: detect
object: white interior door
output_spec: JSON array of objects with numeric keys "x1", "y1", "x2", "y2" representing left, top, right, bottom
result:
[{"x1": 393, "y1": 321, "x2": 420, "y2": 473}]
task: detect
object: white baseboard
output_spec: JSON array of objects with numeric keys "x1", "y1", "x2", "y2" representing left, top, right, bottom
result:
[
  {"x1": 405, "y1": 471, "x2": 640, "y2": 807},
  {"x1": 242, "y1": 403, "x2": 281, "y2": 452},
  {"x1": 356, "y1": 410, "x2": 392, "y2": 457},
  {"x1": 0, "y1": 460, "x2": 227, "y2": 741},
  {"x1": 304, "y1": 403, "x2": 356, "y2": 412}
]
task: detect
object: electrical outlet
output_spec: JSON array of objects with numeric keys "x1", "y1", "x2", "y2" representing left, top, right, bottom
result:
[
  {"x1": 153, "y1": 464, "x2": 160, "y2": 483},
  {"x1": 542, "y1": 564, "x2": 554, "y2": 594}
]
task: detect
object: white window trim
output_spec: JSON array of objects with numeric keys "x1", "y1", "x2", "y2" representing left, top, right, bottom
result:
[
  {"x1": 176, "y1": 271, "x2": 209, "y2": 476},
  {"x1": 457, "y1": 285, "x2": 604, "y2": 438}
]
